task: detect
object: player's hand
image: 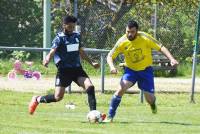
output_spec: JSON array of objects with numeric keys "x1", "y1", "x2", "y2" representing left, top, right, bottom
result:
[
  {"x1": 110, "y1": 67, "x2": 118, "y2": 74},
  {"x1": 43, "y1": 59, "x2": 49, "y2": 68},
  {"x1": 92, "y1": 62, "x2": 100, "y2": 69},
  {"x1": 170, "y1": 59, "x2": 179, "y2": 66}
]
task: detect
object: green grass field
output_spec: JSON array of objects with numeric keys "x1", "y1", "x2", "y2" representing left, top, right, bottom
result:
[{"x1": 0, "y1": 90, "x2": 200, "y2": 134}]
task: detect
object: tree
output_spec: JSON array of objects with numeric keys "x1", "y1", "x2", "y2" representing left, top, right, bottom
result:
[
  {"x1": 78, "y1": 0, "x2": 134, "y2": 48},
  {"x1": 0, "y1": 0, "x2": 43, "y2": 47},
  {"x1": 77, "y1": 0, "x2": 199, "y2": 61}
]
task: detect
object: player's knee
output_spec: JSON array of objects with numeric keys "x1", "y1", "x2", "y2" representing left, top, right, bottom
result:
[
  {"x1": 115, "y1": 89, "x2": 125, "y2": 97},
  {"x1": 144, "y1": 92, "x2": 155, "y2": 104}
]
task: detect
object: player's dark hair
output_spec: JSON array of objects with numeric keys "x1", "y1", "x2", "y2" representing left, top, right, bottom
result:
[
  {"x1": 127, "y1": 20, "x2": 139, "y2": 29},
  {"x1": 63, "y1": 15, "x2": 77, "y2": 24}
]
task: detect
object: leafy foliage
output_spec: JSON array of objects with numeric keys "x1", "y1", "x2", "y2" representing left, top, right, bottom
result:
[
  {"x1": 10, "y1": 51, "x2": 30, "y2": 61},
  {"x1": 0, "y1": 0, "x2": 43, "y2": 47},
  {"x1": 75, "y1": 0, "x2": 199, "y2": 62},
  {"x1": 0, "y1": 0, "x2": 199, "y2": 62}
]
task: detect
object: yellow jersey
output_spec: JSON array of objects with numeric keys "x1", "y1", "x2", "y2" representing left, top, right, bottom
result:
[{"x1": 110, "y1": 31, "x2": 162, "y2": 71}]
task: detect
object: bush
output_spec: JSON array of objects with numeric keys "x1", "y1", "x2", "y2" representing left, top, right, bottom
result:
[{"x1": 0, "y1": 59, "x2": 199, "y2": 77}]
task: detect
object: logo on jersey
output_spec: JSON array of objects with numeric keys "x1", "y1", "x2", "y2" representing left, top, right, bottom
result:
[
  {"x1": 56, "y1": 78, "x2": 60, "y2": 85},
  {"x1": 127, "y1": 48, "x2": 144, "y2": 63},
  {"x1": 75, "y1": 38, "x2": 79, "y2": 43},
  {"x1": 65, "y1": 41, "x2": 69, "y2": 44},
  {"x1": 67, "y1": 43, "x2": 79, "y2": 52}
]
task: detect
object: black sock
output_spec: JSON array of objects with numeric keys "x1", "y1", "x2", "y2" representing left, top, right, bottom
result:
[
  {"x1": 150, "y1": 97, "x2": 156, "y2": 108},
  {"x1": 40, "y1": 95, "x2": 57, "y2": 103},
  {"x1": 86, "y1": 86, "x2": 96, "y2": 111},
  {"x1": 150, "y1": 103, "x2": 156, "y2": 109}
]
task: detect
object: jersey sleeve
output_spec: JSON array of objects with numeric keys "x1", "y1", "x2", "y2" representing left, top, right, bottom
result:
[
  {"x1": 139, "y1": 31, "x2": 161, "y2": 51},
  {"x1": 77, "y1": 33, "x2": 83, "y2": 48},
  {"x1": 51, "y1": 36, "x2": 61, "y2": 49},
  {"x1": 148, "y1": 39, "x2": 161, "y2": 51},
  {"x1": 109, "y1": 35, "x2": 126, "y2": 59}
]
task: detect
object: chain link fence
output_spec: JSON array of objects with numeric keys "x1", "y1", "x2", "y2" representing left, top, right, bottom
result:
[
  {"x1": 78, "y1": 2, "x2": 199, "y2": 62},
  {"x1": 0, "y1": 0, "x2": 43, "y2": 59},
  {"x1": 0, "y1": 1, "x2": 199, "y2": 61},
  {"x1": 0, "y1": 1, "x2": 200, "y2": 78},
  {"x1": 1, "y1": 1, "x2": 200, "y2": 104}
]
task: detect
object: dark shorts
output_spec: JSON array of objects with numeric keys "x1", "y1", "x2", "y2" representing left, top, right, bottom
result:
[
  {"x1": 55, "y1": 67, "x2": 89, "y2": 87},
  {"x1": 121, "y1": 66, "x2": 155, "y2": 93}
]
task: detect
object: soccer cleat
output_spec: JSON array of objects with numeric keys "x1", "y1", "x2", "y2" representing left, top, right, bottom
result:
[
  {"x1": 150, "y1": 103, "x2": 157, "y2": 114},
  {"x1": 102, "y1": 116, "x2": 113, "y2": 123},
  {"x1": 28, "y1": 96, "x2": 39, "y2": 115}
]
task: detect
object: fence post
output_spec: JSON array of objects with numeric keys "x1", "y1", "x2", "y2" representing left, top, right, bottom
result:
[
  {"x1": 153, "y1": 3, "x2": 157, "y2": 39},
  {"x1": 101, "y1": 53, "x2": 106, "y2": 93},
  {"x1": 43, "y1": 0, "x2": 51, "y2": 60},
  {"x1": 74, "y1": 0, "x2": 78, "y2": 17},
  {"x1": 191, "y1": 4, "x2": 200, "y2": 103},
  {"x1": 140, "y1": 90, "x2": 144, "y2": 103}
]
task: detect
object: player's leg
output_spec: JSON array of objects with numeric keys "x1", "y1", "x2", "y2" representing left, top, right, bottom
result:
[
  {"x1": 137, "y1": 66, "x2": 157, "y2": 113},
  {"x1": 73, "y1": 68, "x2": 96, "y2": 111},
  {"x1": 39, "y1": 86, "x2": 66, "y2": 103},
  {"x1": 29, "y1": 86, "x2": 66, "y2": 115},
  {"x1": 105, "y1": 67, "x2": 136, "y2": 122},
  {"x1": 106, "y1": 80, "x2": 133, "y2": 120},
  {"x1": 29, "y1": 69, "x2": 70, "y2": 115},
  {"x1": 76, "y1": 76, "x2": 96, "y2": 111},
  {"x1": 144, "y1": 91, "x2": 157, "y2": 114}
]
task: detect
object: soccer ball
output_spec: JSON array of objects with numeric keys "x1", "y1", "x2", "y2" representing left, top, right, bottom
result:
[{"x1": 86, "y1": 110, "x2": 106, "y2": 123}]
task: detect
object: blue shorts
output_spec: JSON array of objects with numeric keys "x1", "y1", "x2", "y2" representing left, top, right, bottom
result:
[{"x1": 121, "y1": 66, "x2": 155, "y2": 93}]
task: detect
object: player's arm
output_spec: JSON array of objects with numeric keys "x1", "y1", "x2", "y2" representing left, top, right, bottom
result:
[
  {"x1": 107, "y1": 36, "x2": 125, "y2": 74},
  {"x1": 43, "y1": 48, "x2": 56, "y2": 67},
  {"x1": 143, "y1": 32, "x2": 179, "y2": 67},
  {"x1": 43, "y1": 36, "x2": 60, "y2": 67},
  {"x1": 160, "y1": 46, "x2": 179, "y2": 66},
  {"x1": 107, "y1": 51, "x2": 118, "y2": 74},
  {"x1": 79, "y1": 47, "x2": 100, "y2": 69}
]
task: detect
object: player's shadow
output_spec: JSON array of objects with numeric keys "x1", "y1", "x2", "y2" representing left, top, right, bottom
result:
[
  {"x1": 81, "y1": 121, "x2": 200, "y2": 126},
  {"x1": 140, "y1": 121, "x2": 197, "y2": 126},
  {"x1": 115, "y1": 121, "x2": 200, "y2": 126}
]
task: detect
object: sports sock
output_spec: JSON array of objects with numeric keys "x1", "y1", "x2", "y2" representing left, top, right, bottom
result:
[
  {"x1": 86, "y1": 86, "x2": 96, "y2": 111},
  {"x1": 150, "y1": 103, "x2": 156, "y2": 109},
  {"x1": 108, "y1": 95, "x2": 122, "y2": 118},
  {"x1": 151, "y1": 97, "x2": 156, "y2": 106},
  {"x1": 39, "y1": 95, "x2": 57, "y2": 103}
]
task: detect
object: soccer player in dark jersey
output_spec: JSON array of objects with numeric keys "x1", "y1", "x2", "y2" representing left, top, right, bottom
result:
[{"x1": 28, "y1": 15, "x2": 99, "y2": 115}]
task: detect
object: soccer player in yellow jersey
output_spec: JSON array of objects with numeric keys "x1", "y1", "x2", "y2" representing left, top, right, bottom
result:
[{"x1": 104, "y1": 20, "x2": 178, "y2": 122}]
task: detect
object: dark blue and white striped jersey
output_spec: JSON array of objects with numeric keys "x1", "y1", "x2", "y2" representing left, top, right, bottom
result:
[{"x1": 51, "y1": 32, "x2": 83, "y2": 68}]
